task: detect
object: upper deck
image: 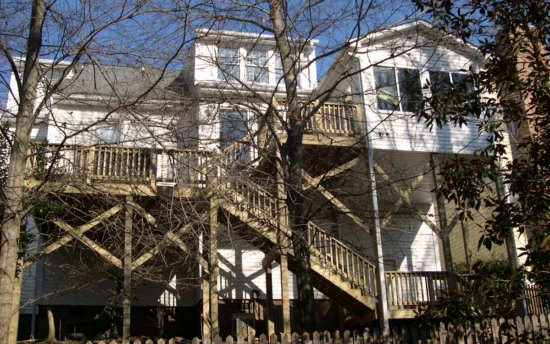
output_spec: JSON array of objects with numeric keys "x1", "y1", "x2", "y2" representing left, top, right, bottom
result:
[{"x1": 25, "y1": 102, "x2": 364, "y2": 196}]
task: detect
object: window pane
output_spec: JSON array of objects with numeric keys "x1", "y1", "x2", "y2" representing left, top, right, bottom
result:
[
  {"x1": 275, "y1": 53, "x2": 284, "y2": 81},
  {"x1": 246, "y1": 50, "x2": 268, "y2": 83},
  {"x1": 429, "y1": 71, "x2": 452, "y2": 98},
  {"x1": 218, "y1": 48, "x2": 239, "y2": 80},
  {"x1": 397, "y1": 68, "x2": 422, "y2": 112},
  {"x1": 374, "y1": 66, "x2": 399, "y2": 111},
  {"x1": 451, "y1": 73, "x2": 475, "y2": 93},
  {"x1": 220, "y1": 110, "x2": 247, "y2": 150}
]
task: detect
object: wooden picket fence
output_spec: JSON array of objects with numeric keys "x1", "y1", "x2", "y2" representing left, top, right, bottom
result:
[{"x1": 81, "y1": 313, "x2": 550, "y2": 344}]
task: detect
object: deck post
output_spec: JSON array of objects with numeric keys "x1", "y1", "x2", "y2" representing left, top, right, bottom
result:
[
  {"x1": 202, "y1": 269, "x2": 210, "y2": 339},
  {"x1": 430, "y1": 153, "x2": 457, "y2": 291},
  {"x1": 265, "y1": 265, "x2": 275, "y2": 336},
  {"x1": 280, "y1": 253, "x2": 291, "y2": 335},
  {"x1": 495, "y1": 170, "x2": 528, "y2": 317},
  {"x1": 123, "y1": 195, "x2": 133, "y2": 340},
  {"x1": 209, "y1": 196, "x2": 219, "y2": 338},
  {"x1": 366, "y1": 150, "x2": 389, "y2": 330}
]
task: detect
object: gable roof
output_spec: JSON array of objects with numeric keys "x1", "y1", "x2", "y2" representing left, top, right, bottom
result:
[
  {"x1": 57, "y1": 64, "x2": 186, "y2": 102},
  {"x1": 354, "y1": 20, "x2": 484, "y2": 61}
]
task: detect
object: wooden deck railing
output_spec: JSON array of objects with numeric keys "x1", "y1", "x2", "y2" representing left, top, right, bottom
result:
[
  {"x1": 27, "y1": 144, "x2": 213, "y2": 186},
  {"x1": 277, "y1": 101, "x2": 361, "y2": 135},
  {"x1": 384, "y1": 271, "x2": 470, "y2": 307},
  {"x1": 307, "y1": 222, "x2": 377, "y2": 297}
]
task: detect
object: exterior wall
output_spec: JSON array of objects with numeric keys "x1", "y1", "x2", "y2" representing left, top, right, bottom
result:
[
  {"x1": 358, "y1": 35, "x2": 488, "y2": 154},
  {"x1": 218, "y1": 228, "x2": 327, "y2": 301},
  {"x1": 20, "y1": 217, "x2": 42, "y2": 315},
  {"x1": 192, "y1": 34, "x2": 317, "y2": 91},
  {"x1": 40, "y1": 248, "x2": 197, "y2": 307}
]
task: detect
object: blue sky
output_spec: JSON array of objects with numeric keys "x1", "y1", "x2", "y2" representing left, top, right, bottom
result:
[{"x1": 0, "y1": 0, "x2": 422, "y2": 106}]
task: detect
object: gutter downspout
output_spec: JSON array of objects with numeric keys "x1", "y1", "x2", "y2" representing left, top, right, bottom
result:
[{"x1": 354, "y1": 47, "x2": 390, "y2": 330}]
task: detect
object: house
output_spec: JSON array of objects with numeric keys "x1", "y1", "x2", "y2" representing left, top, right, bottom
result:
[{"x1": 4, "y1": 23, "x2": 521, "y2": 341}]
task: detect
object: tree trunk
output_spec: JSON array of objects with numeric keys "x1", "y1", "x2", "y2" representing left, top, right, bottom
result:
[
  {"x1": 46, "y1": 307, "x2": 56, "y2": 343},
  {"x1": 0, "y1": 1, "x2": 46, "y2": 342},
  {"x1": 268, "y1": 0, "x2": 316, "y2": 331}
]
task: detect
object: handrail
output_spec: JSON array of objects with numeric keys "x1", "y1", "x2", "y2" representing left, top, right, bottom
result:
[
  {"x1": 27, "y1": 144, "x2": 213, "y2": 185},
  {"x1": 384, "y1": 271, "x2": 470, "y2": 307},
  {"x1": 277, "y1": 100, "x2": 360, "y2": 135},
  {"x1": 307, "y1": 221, "x2": 377, "y2": 297}
]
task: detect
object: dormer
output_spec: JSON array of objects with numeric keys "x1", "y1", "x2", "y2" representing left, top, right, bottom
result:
[{"x1": 190, "y1": 29, "x2": 318, "y2": 93}]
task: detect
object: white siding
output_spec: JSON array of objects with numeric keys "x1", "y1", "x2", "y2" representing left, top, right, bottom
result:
[
  {"x1": 217, "y1": 229, "x2": 326, "y2": 300},
  {"x1": 358, "y1": 35, "x2": 493, "y2": 154},
  {"x1": 20, "y1": 217, "x2": 41, "y2": 314}
]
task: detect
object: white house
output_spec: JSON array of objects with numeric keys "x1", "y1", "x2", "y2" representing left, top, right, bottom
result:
[{"x1": 4, "y1": 23, "x2": 522, "y2": 341}]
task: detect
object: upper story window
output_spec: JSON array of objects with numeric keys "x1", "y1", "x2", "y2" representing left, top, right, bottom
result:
[
  {"x1": 428, "y1": 71, "x2": 476, "y2": 113},
  {"x1": 218, "y1": 47, "x2": 240, "y2": 80},
  {"x1": 246, "y1": 50, "x2": 268, "y2": 83},
  {"x1": 373, "y1": 66, "x2": 422, "y2": 112},
  {"x1": 275, "y1": 53, "x2": 284, "y2": 81}
]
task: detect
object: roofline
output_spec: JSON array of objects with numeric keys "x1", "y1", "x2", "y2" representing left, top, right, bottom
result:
[
  {"x1": 352, "y1": 20, "x2": 483, "y2": 60},
  {"x1": 195, "y1": 28, "x2": 319, "y2": 46}
]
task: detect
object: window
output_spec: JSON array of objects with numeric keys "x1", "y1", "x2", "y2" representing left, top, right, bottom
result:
[
  {"x1": 275, "y1": 53, "x2": 284, "y2": 82},
  {"x1": 275, "y1": 53, "x2": 300, "y2": 88},
  {"x1": 246, "y1": 50, "x2": 268, "y2": 83},
  {"x1": 429, "y1": 71, "x2": 476, "y2": 113},
  {"x1": 93, "y1": 122, "x2": 118, "y2": 143},
  {"x1": 218, "y1": 47, "x2": 240, "y2": 80},
  {"x1": 373, "y1": 66, "x2": 422, "y2": 112},
  {"x1": 219, "y1": 110, "x2": 248, "y2": 150}
]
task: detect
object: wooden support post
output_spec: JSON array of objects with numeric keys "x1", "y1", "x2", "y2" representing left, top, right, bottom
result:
[
  {"x1": 123, "y1": 196, "x2": 133, "y2": 340},
  {"x1": 430, "y1": 154, "x2": 456, "y2": 291},
  {"x1": 202, "y1": 270, "x2": 211, "y2": 339},
  {"x1": 495, "y1": 171, "x2": 528, "y2": 317},
  {"x1": 265, "y1": 265, "x2": 275, "y2": 337},
  {"x1": 280, "y1": 253, "x2": 291, "y2": 335},
  {"x1": 366, "y1": 148, "x2": 389, "y2": 331},
  {"x1": 209, "y1": 196, "x2": 219, "y2": 338},
  {"x1": 461, "y1": 217, "x2": 472, "y2": 272}
]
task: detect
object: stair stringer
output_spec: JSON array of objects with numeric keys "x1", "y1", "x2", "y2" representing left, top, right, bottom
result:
[{"x1": 218, "y1": 193, "x2": 377, "y2": 315}]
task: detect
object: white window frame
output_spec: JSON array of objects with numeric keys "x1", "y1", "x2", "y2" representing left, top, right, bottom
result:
[
  {"x1": 246, "y1": 49, "x2": 268, "y2": 84},
  {"x1": 217, "y1": 47, "x2": 240, "y2": 81},
  {"x1": 373, "y1": 66, "x2": 423, "y2": 113}
]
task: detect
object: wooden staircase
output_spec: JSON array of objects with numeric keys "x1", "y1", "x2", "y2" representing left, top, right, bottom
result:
[{"x1": 214, "y1": 178, "x2": 378, "y2": 315}]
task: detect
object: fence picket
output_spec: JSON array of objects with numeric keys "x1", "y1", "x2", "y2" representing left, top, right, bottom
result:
[
  {"x1": 324, "y1": 330, "x2": 332, "y2": 344},
  {"x1": 313, "y1": 331, "x2": 321, "y2": 344},
  {"x1": 82, "y1": 313, "x2": 550, "y2": 344},
  {"x1": 293, "y1": 333, "x2": 300, "y2": 344},
  {"x1": 540, "y1": 313, "x2": 549, "y2": 337},
  {"x1": 303, "y1": 332, "x2": 311, "y2": 344},
  {"x1": 364, "y1": 328, "x2": 372, "y2": 344},
  {"x1": 282, "y1": 333, "x2": 289, "y2": 344},
  {"x1": 343, "y1": 330, "x2": 351, "y2": 344}
]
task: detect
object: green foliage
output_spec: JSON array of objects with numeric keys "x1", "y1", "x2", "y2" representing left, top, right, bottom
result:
[
  {"x1": 411, "y1": 0, "x2": 550, "y2": 298},
  {"x1": 416, "y1": 257, "x2": 521, "y2": 325}
]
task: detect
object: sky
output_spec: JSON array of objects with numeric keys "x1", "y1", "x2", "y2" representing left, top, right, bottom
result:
[{"x1": 0, "y1": 0, "x2": 422, "y2": 107}]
